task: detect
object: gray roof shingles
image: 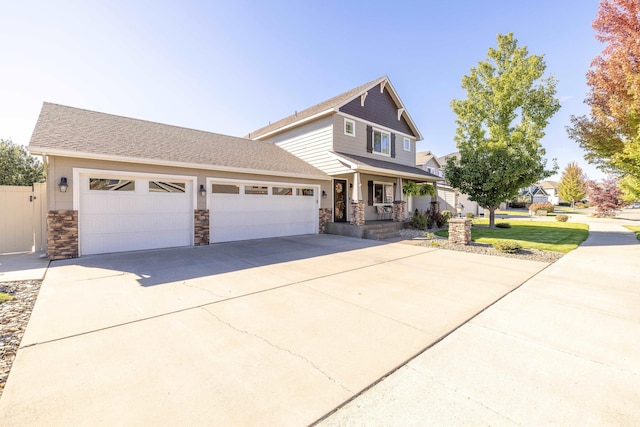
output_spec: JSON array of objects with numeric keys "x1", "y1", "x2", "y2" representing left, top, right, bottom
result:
[
  {"x1": 333, "y1": 152, "x2": 439, "y2": 180},
  {"x1": 28, "y1": 103, "x2": 328, "y2": 178}
]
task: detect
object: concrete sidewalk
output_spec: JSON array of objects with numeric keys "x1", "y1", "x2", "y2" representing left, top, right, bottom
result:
[
  {"x1": 320, "y1": 217, "x2": 640, "y2": 425},
  {"x1": 0, "y1": 252, "x2": 49, "y2": 282},
  {"x1": 0, "y1": 235, "x2": 548, "y2": 426}
]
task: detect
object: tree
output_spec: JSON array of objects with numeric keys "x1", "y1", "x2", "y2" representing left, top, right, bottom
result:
[
  {"x1": 558, "y1": 162, "x2": 587, "y2": 208},
  {"x1": 0, "y1": 139, "x2": 45, "y2": 186},
  {"x1": 586, "y1": 176, "x2": 625, "y2": 216},
  {"x1": 567, "y1": 0, "x2": 640, "y2": 189},
  {"x1": 444, "y1": 33, "x2": 560, "y2": 228},
  {"x1": 619, "y1": 175, "x2": 640, "y2": 203},
  {"x1": 402, "y1": 180, "x2": 435, "y2": 198}
]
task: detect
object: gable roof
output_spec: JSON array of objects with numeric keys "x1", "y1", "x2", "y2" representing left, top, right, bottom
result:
[
  {"x1": 248, "y1": 76, "x2": 423, "y2": 141},
  {"x1": 415, "y1": 151, "x2": 442, "y2": 168},
  {"x1": 539, "y1": 180, "x2": 559, "y2": 190},
  {"x1": 28, "y1": 103, "x2": 329, "y2": 180}
]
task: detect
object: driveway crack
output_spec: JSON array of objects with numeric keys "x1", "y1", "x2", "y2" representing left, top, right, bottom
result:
[{"x1": 199, "y1": 306, "x2": 354, "y2": 394}]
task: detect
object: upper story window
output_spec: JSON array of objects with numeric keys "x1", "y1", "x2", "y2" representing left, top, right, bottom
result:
[
  {"x1": 403, "y1": 137, "x2": 411, "y2": 151},
  {"x1": 344, "y1": 118, "x2": 355, "y2": 137},
  {"x1": 373, "y1": 129, "x2": 390, "y2": 156}
]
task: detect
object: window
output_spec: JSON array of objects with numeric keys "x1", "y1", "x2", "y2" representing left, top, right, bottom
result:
[
  {"x1": 273, "y1": 187, "x2": 292, "y2": 196},
  {"x1": 344, "y1": 118, "x2": 355, "y2": 136},
  {"x1": 244, "y1": 185, "x2": 268, "y2": 195},
  {"x1": 373, "y1": 183, "x2": 394, "y2": 204},
  {"x1": 212, "y1": 184, "x2": 240, "y2": 194},
  {"x1": 89, "y1": 178, "x2": 134, "y2": 191},
  {"x1": 373, "y1": 129, "x2": 390, "y2": 155},
  {"x1": 403, "y1": 137, "x2": 411, "y2": 151},
  {"x1": 149, "y1": 181, "x2": 185, "y2": 193},
  {"x1": 296, "y1": 188, "x2": 315, "y2": 196}
]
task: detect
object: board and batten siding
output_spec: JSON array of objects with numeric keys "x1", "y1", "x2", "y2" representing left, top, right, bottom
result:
[
  {"x1": 333, "y1": 115, "x2": 416, "y2": 167},
  {"x1": 266, "y1": 116, "x2": 351, "y2": 176}
]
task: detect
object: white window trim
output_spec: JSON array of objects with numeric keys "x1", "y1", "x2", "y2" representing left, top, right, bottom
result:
[
  {"x1": 344, "y1": 118, "x2": 355, "y2": 137},
  {"x1": 403, "y1": 137, "x2": 411, "y2": 151},
  {"x1": 372, "y1": 128, "x2": 391, "y2": 157},
  {"x1": 373, "y1": 181, "x2": 395, "y2": 205}
]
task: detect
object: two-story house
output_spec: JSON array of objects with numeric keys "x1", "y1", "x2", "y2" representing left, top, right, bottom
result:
[{"x1": 248, "y1": 76, "x2": 439, "y2": 227}]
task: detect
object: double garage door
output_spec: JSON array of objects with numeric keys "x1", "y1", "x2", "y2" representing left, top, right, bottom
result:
[{"x1": 77, "y1": 171, "x2": 318, "y2": 255}]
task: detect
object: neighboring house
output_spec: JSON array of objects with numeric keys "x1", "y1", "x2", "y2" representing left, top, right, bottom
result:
[
  {"x1": 413, "y1": 150, "x2": 453, "y2": 213},
  {"x1": 247, "y1": 76, "x2": 439, "y2": 225},
  {"x1": 539, "y1": 180, "x2": 560, "y2": 205},
  {"x1": 28, "y1": 103, "x2": 330, "y2": 259},
  {"x1": 519, "y1": 184, "x2": 550, "y2": 204}
]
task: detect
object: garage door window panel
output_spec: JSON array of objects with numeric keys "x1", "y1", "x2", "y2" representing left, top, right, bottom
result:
[
  {"x1": 245, "y1": 185, "x2": 268, "y2": 195},
  {"x1": 296, "y1": 188, "x2": 315, "y2": 196},
  {"x1": 212, "y1": 184, "x2": 240, "y2": 194},
  {"x1": 149, "y1": 181, "x2": 186, "y2": 193},
  {"x1": 90, "y1": 178, "x2": 135, "y2": 191},
  {"x1": 273, "y1": 187, "x2": 293, "y2": 196}
]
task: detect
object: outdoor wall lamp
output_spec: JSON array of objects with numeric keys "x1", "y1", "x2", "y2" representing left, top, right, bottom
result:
[
  {"x1": 199, "y1": 184, "x2": 206, "y2": 197},
  {"x1": 322, "y1": 190, "x2": 327, "y2": 198},
  {"x1": 58, "y1": 177, "x2": 68, "y2": 193}
]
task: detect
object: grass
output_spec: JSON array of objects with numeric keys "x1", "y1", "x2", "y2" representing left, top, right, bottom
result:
[
  {"x1": 624, "y1": 225, "x2": 640, "y2": 240},
  {"x1": 0, "y1": 292, "x2": 13, "y2": 304},
  {"x1": 435, "y1": 219, "x2": 589, "y2": 253}
]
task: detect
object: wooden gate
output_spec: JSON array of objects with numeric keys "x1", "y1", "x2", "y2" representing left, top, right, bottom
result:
[{"x1": 0, "y1": 183, "x2": 47, "y2": 253}]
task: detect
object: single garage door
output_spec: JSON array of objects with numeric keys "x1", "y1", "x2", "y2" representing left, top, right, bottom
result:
[
  {"x1": 79, "y1": 173, "x2": 194, "y2": 255},
  {"x1": 209, "y1": 182, "x2": 318, "y2": 243}
]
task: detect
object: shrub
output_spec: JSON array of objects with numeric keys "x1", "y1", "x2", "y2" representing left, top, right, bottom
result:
[
  {"x1": 493, "y1": 239, "x2": 522, "y2": 254},
  {"x1": 465, "y1": 212, "x2": 475, "y2": 219},
  {"x1": 423, "y1": 232, "x2": 435, "y2": 239},
  {"x1": 575, "y1": 202, "x2": 589, "y2": 209},
  {"x1": 410, "y1": 209, "x2": 427, "y2": 230},
  {"x1": 509, "y1": 201, "x2": 526, "y2": 208},
  {"x1": 558, "y1": 202, "x2": 571, "y2": 207},
  {"x1": 441, "y1": 210, "x2": 452, "y2": 222},
  {"x1": 529, "y1": 202, "x2": 555, "y2": 213},
  {"x1": 433, "y1": 211, "x2": 447, "y2": 228},
  {"x1": 429, "y1": 241, "x2": 440, "y2": 247},
  {"x1": 556, "y1": 214, "x2": 569, "y2": 222},
  {"x1": 495, "y1": 222, "x2": 511, "y2": 228}
]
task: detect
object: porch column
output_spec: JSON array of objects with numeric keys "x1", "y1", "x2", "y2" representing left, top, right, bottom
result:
[
  {"x1": 392, "y1": 177, "x2": 407, "y2": 222},
  {"x1": 350, "y1": 171, "x2": 365, "y2": 226}
]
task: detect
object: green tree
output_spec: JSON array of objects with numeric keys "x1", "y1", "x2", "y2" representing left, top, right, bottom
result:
[
  {"x1": 558, "y1": 162, "x2": 587, "y2": 208},
  {"x1": 0, "y1": 138, "x2": 45, "y2": 186},
  {"x1": 444, "y1": 33, "x2": 560, "y2": 228}
]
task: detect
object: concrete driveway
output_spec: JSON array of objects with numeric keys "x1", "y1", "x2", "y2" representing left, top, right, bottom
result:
[{"x1": 0, "y1": 234, "x2": 548, "y2": 426}]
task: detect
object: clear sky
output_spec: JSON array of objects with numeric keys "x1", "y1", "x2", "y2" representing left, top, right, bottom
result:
[{"x1": 1, "y1": 0, "x2": 604, "y2": 180}]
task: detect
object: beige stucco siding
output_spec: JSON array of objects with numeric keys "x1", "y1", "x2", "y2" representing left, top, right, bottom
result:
[
  {"x1": 46, "y1": 156, "x2": 332, "y2": 211},
  {"x1": 333, "y1": 114, "x2": 416, "y2": 167}
]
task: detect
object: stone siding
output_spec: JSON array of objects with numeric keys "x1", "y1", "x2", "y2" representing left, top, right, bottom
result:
[
  {"x1": 392, "y1": 201, "x2": 407, "y2": 222},
  {"x1": 47, "y1": 210, "x2": 78, "y2": 260},
  {"x1": 318, "y1": 208, "x2": 332, "y2": 233},
  {"x1": 194, "y1": 209, "x2": 209, "y2": 246},
  {"x1": 350, "y1": 202, "x2": 365, "y2": 226},
  {"x1": 448, "y1": 218, "x2": 472, "y2": 245}
]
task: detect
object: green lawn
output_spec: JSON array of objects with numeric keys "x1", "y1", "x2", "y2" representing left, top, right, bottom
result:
[
  {"x1": 435, "y1": 219, "x2": 589, "y2": 253},
  {"x1": 0, "y1": 292, "x2": 13, "y2": 304},
  {"x1": 624, "y1": 225, "x2": 640, "y2": 240}
]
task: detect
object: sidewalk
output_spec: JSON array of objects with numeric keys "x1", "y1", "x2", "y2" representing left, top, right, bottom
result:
[
  {"x1": 319, "y1": 216, "x2": 640, "y2": 425},
  {"x1": 0, "y1": 252, "x2": 49, "y2": 283}
]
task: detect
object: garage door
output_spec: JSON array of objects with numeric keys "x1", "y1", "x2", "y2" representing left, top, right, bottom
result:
[
  {"x1": 209, "y1": 182, "x2": 318, "y2": 243},
  {"x1": 79, "y1": 173, "x2": 194, "y2": 255}
]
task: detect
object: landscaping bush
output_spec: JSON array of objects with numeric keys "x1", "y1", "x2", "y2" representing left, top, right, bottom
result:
[
  {"x1": 529, "y1": 202, "x2": 555, "y2": 213},
  {"x1": 495, "y1": 222, "x2": 511, "y2": 228},
  {"x1": 433, "y1": 211, "x2": 447, "y2": 228},
  {"x1": 509, "y1": 201, "x2": 527, "y2": 208},
  {"x1": 465, "y1": 212, "x2": 475, "y2": 219},
  {"x1": 493, "y1": 239, "x2": 522, "y2": 254},
  {"x1": 556, "y1": 214, "x2": 569, "y2": 222},
  {"x1": 558, "y1": 202, "x2": 571, "y2": 207},
  {"x1": 410, "y1": 209, "x2": 427, "y2": 230},
  {"x1": 441, "y1": 210, "x2": 452, "y2": 222}
]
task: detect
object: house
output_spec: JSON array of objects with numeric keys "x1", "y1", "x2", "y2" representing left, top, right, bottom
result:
[
  {"x1": 518, "y1": 183, "x2": 550, "y2": 204},
  {"x1": 247, "y1": 76, "x2": 439, "y2": 226},
  {"x1": 539, "y1": 180, "x2": 560, "y2": 205},
  {"x1": 28, "y1": 103, "x2": 330, "y2": 259}
]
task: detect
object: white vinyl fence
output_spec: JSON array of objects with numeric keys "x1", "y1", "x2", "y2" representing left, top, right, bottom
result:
[{"x1": 0, "y1": 183, "x2": 47, "y2": 253}]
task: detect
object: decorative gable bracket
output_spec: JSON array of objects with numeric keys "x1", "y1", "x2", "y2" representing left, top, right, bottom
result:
[
  {"x1": 360, "y1": 92, "x2": 368, "y2": 107},
  {"x1": 397, "y1": 107, "x2": 404, "y2": 121},
  {"x1": 380, "y1": 81, "x2": 386, "y2": 93}
]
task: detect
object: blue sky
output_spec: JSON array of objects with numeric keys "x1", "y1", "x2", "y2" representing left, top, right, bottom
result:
[{"x1": 1, "y1": 0, "x2": 604, "y2": 180}]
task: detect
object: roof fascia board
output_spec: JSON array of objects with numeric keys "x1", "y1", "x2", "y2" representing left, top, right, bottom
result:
[
  {"x1": 329, "y1": 152, "x2": 438, "y2": 182},
  {"x1": 29, "y1": 146, "x2": 331, "y2": 181}
]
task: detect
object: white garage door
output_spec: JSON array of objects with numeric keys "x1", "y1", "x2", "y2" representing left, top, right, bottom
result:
[
  {"x1": 209, "y1": 182, "x2": 318, "y2": 243},
  {"x1": 79, "y1": 173, "x2": 194, "y2": 255}
]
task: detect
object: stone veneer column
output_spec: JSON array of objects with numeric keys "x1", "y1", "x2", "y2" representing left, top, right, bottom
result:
[
  {"x1": 194, "y1": 209, "x2": 210, "y2": 246},
  {"x1": 448, "y1": 218, "x2": 472, "y2": 245},
  {"x1": 392, "y1": 201, "x2": 407, "y2": 222},
  {"x1": 318, "y1": 208, "x2": 332, "y2": 233},
  {"x1": 350, "y1": 202, "x2": 365, "y2": 226},
  {"x1": 47, "y1": 210, "x2": 78, "y2": 260}
]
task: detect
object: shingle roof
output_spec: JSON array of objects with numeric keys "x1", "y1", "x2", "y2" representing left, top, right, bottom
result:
[
  {"x1": 28, "y1": 103, "x2": 328, "y2": 179},
  {"x1": 332, "y1": 152, "x2": 439, "y2": 181},
  {"x1": 248, "y1": 76, "x2": 422, "y2": 140},
  {"x1": 415, "y1": 150, "x2": 441, "y2": 168}
]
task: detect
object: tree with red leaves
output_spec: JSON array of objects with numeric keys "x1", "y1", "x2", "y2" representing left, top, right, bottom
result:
[
  {"x1": 586, "y1": 176, "x2": 625, "y2": 216},
  {"x1": 568, "y1": 0, "x2": 640, "y2": 193}
]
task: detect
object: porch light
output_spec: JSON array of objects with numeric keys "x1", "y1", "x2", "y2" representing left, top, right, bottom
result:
[
  {"x1": 58, "y1": 177, "x2": 68, "y2": 193},
  {"x1": 458, "y1": 203, "x2": 464, "y2": 217},
  {"x1": 199, "y1": 184, "x2": 206, "y2": 197},
  {"x1": 322, "y1": 190, "x2": 327, "y2": 198}
]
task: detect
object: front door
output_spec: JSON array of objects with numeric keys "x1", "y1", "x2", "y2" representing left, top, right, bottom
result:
[{"x1": 333, "y1": 179, "x2": 347, "y2": 222}]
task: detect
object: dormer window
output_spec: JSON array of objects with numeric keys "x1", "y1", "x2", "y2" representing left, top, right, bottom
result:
[{"x1": 344, "y1": 118, "x2": 355, "y2": 137}]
